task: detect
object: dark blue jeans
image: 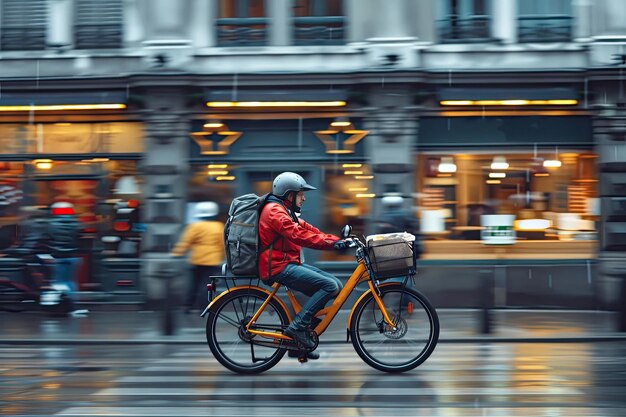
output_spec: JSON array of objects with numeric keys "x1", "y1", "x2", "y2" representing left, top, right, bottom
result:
[
  {"x1": 51, "y1": 257, "x2": 81, "y2": 310},
  {"x1": 273, "y1": 263, "x2": 342, "y2": 331}
]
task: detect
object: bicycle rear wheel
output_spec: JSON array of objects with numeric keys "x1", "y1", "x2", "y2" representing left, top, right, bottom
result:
[
  {"x1": 350, "y1": 283, "x2": 439, "y2": 373},
  {"x1": 205, "y1": 287, "x2": 289, "y2": 374}
]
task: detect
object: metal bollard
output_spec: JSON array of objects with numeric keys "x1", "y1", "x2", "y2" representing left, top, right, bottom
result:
[
  {"x1": 155, "y1": 266, "x2": 176, "y2": 336},
  {"x1": 479, "y1": 268, "x2": 493, "y2": 334},
  {"x1": 617, "y1": 276, "x2": 626, "y2": 332}
]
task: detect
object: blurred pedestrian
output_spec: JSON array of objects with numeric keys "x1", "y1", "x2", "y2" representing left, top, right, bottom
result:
[
  {"x1": 18, "y1": 206, "x2": 47, "y2": 253},
  {"x1": 46, "y1": 202, "x2": 88, "y2": 316},
  {"x1": 171, "y1": 201, "x2": 224, "y2": 313},
  {"x1": 377, "y1": 194, "x2": 419, "y2": 235},
  {"x1": 377, "y1": 194, "x2": 423, "y2": 259}
]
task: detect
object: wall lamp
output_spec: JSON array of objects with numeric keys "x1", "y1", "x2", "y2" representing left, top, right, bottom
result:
[
  {"x1": 331, "y1": 117, "x2": 352, "y2": 127},
  {"x1": 439, "y1": 100, "x2": 578, "y2": 106},
  {"x1": 203, "y1": 120, "x2": 224, "y2": 129},
  {"x1": 207, "y1": 101, "x2": 347, "y2": 108},
  {"x1": 0, "y1": 104, "x2": 126, "y2": 111}
]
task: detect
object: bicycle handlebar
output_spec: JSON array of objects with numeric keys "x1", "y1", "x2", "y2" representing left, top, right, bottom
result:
[{"x1": 342, "y1": 237, "x2": 361, "y2": 248}]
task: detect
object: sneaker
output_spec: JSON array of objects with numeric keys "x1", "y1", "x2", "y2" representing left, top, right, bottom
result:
[
  {"x1": 288, "y1": 350, "x2": 320, "y2": 360},
  {"x1": 70, "y1": 309, "x2": 89, "y2": 317},
  {"x1": 284, "y1": 327, "x2": 316, "y2": 350}
]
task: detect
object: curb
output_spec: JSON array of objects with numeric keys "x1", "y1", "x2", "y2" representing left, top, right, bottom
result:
[{"x1": 2, "y1": 335, "x2": 626, "y2": 345}]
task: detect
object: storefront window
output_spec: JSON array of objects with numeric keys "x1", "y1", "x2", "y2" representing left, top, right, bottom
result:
[
  {"x1": 1, "y1": 158, "x2": 144, "y2": 244},
  {"x1": 0, "y1": 122, "x2": 144, "y2": 154},
  {"x1": 416, "y1": 151, "x2": 598, "y2": 243}
]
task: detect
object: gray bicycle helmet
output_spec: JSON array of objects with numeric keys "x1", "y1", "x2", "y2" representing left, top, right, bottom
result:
[{"x1": 272, "y1": 172, "x2": 316, "y2": 198}]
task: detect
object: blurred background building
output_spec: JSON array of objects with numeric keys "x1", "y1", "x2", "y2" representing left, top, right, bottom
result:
[{"x1": 0, "y1": 0, "x2": 624, "y2": 309}]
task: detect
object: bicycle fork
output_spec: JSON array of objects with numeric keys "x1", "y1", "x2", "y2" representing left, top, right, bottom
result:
[{"x1": 369, "y1": 281, "x2": 398, "y2": 330}]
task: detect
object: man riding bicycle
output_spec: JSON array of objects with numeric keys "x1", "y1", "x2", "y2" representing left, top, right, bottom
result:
[{"x1": 259, "y1": 172, "x2": 348, "y2": 359}]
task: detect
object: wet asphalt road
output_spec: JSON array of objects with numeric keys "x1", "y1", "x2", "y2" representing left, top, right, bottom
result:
[{"x1": 2, "y1": 340, "x2": 626, "y2": 417}]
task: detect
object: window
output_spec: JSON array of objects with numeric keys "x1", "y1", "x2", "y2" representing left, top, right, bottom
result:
[
  {"x1": 0, "y1": 0, "x2": 47, "y2": 51},
  {"x1": 0, "y1": 122, "x2": 144, "y2": 155},
  {"x1": 293, "y1": 0, "x2": 345, "y2": 45},
  {"x1": 75, "y1": 0, "x2": 123, "y2": 49},
  {"x1": 518, "y1": 0, "x2": 572, "y2": 43},
  {"x1": 416, "y1": 151, "x2": 598, "y2": 244},
  {"x1": 0, "y1": 160, "x2": 145, "y2": 257},
  {"x1": 217, "y1": 0, "x2": 268, "y2": 46},
  {"x1": 437, "y1": 0, "x2": 492, "y2": 43}
]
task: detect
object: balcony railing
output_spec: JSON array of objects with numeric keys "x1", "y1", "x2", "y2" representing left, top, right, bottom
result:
[
  {"x1": 0, "y1": 27, "x2": 46, "y2": 50},
  {"x1": 75, "y1": 24, "x2": 123, "y2": 49},
  {"x1": 518, "y1": 15, "x2": 573, "y2": 43},
  {"x1": 217, "y1": 18, "x2": 268, "y2": 47},
  {"x1": 294, "y1": 16, "x2": 345, "y2": 46},
  {"x1": 438, "y1": 15, "x2": 492, "y2": 43}
]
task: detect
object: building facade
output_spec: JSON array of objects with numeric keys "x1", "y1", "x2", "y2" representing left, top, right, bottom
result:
[{"x1": 0, "y1": 0, "x2": 624, "y2": 308}]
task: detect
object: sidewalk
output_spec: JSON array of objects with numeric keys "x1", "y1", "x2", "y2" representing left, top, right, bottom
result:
[{"x1": 1, "y1": 308, "x2": 625, "y2": 345}]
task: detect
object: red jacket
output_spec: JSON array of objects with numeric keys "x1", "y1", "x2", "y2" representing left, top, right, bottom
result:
[{"x1": 258, "y1": 200, "x2": 339, "y2": 280}]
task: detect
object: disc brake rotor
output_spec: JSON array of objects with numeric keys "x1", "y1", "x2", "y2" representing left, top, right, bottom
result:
[{"x1": 383, "y1": 315, "x2": 408, "y2": 339}]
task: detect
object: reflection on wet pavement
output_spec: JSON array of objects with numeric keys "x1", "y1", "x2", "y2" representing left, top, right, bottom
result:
[{"x1": 1, "y1": 342, "x2": 625, "y2": 416}]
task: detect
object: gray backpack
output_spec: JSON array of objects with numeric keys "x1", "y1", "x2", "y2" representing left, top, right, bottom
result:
[{"x1": 224, "y1": 193, "x2": 272, "y2": 276}]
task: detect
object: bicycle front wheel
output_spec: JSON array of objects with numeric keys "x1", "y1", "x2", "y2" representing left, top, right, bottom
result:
[
  {"x1": 206, "y1": 287, "x2": 289, "y2": 374},
  {"x1": 350, "y1": 283, "x2": 439, "y2": 373}
]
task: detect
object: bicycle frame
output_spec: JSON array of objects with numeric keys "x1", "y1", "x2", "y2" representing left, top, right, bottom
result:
[{"x1": 207, "y1": 259, "x2": 398, "y2": 343}]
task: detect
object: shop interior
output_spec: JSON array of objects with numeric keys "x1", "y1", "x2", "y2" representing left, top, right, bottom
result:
[{"x1": 416, "y1": 150, "x2": 598, "y2": 244}]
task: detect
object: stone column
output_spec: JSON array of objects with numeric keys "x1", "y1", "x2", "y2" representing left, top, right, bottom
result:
[
  {"x1": 123, "y1": 0, "x2": 144, "y2": 48},
  {"x1": 594, "y1": 105, "x2": 626, "y2": 324},
  {"x1": 189, "y1": 0, "x2": 213, "y2": 47},
  {"x1": 492, "y1": 0, "x2": 517, "y2": 44},
  {"x1": 267, "y1": 0, "x2": 291, "y2": 46},
  {"x1": 414, "y1": 0, "x2": 436, "y2": 43},
  {"x1": 363, "y1": 89, "x2": 419, "y2": 235},
  {"x1": 140, "y1": 89, "x2": 191, "y2": 307},
  {"x1": 140, "y1": 0, "x2": 193, "y2": 68},
  {"x1": 47, "y1": 0, "x2": 74, "y2": 48},
  {"x1": 370, "y1": 0, "x2": 411, "y2": 39},
  {"x1": 344, "y1": 0, "x2": 366, "y2": 42},
  {"x1": 364, "y1": 0, "x2": 419, "y2": 69},
  {"x1": 572, "y1": 0, "x2": 593, "y2": 41}
]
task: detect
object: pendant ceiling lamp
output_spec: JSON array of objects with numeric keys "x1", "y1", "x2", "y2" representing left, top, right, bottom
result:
[
  {"x1": 438, "y1": 156, "x2": 457, "y2": 173},
  {"x1": 544, "y1": 146, "x2": 562, "y2": 168},
  {"x1": 490, "y1": 156, "x2": 509, "y2": 170}
]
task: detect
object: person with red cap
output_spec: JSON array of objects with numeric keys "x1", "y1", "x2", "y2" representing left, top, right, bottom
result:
[{"x1": 47, "y1": 201, "x2": 88, "y2": 316}]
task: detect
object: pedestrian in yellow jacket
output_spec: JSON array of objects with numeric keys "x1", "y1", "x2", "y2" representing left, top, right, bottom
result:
[{"x1": 171, "y1": 201, "x2": 224, "y2": 313}]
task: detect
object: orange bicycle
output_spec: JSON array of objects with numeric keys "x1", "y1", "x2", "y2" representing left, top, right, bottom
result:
[{"x1": 201, "y1": 226, "x2": 439, "y2": 374}]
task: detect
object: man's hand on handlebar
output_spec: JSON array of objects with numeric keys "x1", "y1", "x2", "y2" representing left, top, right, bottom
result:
[
  {"x1": 333, "y1": 238, "x2": 358, "y2": 251},
  {"x1": 333, "y1": 240, "x2": 348, "y2": 250}
]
